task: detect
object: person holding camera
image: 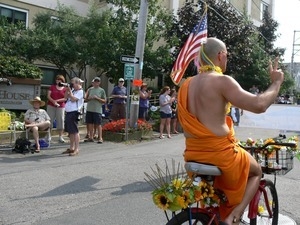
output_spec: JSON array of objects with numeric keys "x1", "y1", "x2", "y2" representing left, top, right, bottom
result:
[
  {"x1": 84, "y1": 77, "x2": 106, "y2": 143},
  {"x1": 63, "y1": 77, "x2": 85, "y2": 156},
  {"x1": 47, "y1": 75, "x2": 67, "y2": 143},
  {"x1": 138, "y1": 83, "x2": 152, "y2": 120}
]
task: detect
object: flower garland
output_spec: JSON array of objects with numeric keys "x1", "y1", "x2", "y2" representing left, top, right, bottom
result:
[{"x1": 198, "y1": 65, "x2": 223, "y2": 74}]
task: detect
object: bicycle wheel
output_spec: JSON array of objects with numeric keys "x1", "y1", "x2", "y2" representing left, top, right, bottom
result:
[
  {"x1": 166, "y1": 210, "x2": 216, "y2": 225},
  {"x1": 250, "y1": 179, "x2": 278, "y2": 225}
]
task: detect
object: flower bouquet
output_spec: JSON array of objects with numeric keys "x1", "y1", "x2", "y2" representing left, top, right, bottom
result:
[
  {"x1": 144, "y1": 160, "x2": 221, "y2": 212},
  {"x1": 239, "y1": 136, "x2": 298, "y2": 156},
  {"x1": 239, "y1": 136, "x2": 299, "y2": 174}
]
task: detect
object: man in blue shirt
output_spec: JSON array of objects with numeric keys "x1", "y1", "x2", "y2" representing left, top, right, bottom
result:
[{"x1": 110, "y1": 78, "x2": 127, "y2": 121}]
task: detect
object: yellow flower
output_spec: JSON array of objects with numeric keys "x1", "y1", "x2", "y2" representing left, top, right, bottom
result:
[
  {"x1": 153, "y1": 193, "x2": 169, "y2": 210},
  {"x1": 194, "y1": 189, "x2": 202, "y2": 201},
  {"x1": 183, "y1": 190, "x2": 192, "y2": 206},
  {"x1": 176, "y1": 195, "x2": 187, "y2": 208},
  {"x1": 199, "y1": 65, "x2": 223, "y2": 74},
  {"x1": 258, "y1": 205, "x2": 265, "y2": 214},
  {"x1": 172, "y1": 178, "x2": 183, "y2": 190}
]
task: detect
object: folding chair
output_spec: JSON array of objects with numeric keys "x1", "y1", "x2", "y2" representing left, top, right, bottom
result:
[
  {"x1": 25, "y1": 127, "x2": 51, "y2": 148},
  {"x1": 0, "y1": 112, "x2": 16, "y2": 147}
]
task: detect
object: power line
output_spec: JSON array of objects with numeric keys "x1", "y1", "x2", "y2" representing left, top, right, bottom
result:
[{"x1": 197, "y1": 0, "x2": 275, "y2": 56}]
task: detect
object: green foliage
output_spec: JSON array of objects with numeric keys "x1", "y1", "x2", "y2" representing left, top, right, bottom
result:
[
  {"x1": 0, "y1": 55, "x2": 43, "y2": 79},
  {"x1": 163, "y1": 0, "x2": 294, "y2": 94}
]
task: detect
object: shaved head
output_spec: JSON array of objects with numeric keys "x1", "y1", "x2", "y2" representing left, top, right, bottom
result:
[{"x1": 200, "y1": 37, "x2": 227, "y2": 65}]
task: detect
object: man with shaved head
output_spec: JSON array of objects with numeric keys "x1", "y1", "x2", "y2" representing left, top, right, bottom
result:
[{"x1": 178, "y1": 37, "x2": 284, "y2": 224}]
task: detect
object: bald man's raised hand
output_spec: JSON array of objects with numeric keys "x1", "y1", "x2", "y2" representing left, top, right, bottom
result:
[{"x1": 269, "y1": 57, "x2": 284, "y2": 84}]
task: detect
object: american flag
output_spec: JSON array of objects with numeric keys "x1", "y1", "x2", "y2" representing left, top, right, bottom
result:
[{"x1": 170, "y1": 12, "x2": 208, "y2": 85}]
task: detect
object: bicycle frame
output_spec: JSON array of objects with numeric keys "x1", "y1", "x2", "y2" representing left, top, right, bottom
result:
[
  {"x1": 248, "y1": 179, "x2": 273, "y2": 220},
  {"x1": 188, "y1": 207, "x2": 219, "y2": 225},
  {"x1": 181, "y1": 179, "x2": 273, "y2": 225}
]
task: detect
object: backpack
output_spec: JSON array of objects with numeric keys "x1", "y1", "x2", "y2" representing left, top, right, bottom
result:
[{"x1": 12, "y1": 137, "x2": 32, "y2": 154}]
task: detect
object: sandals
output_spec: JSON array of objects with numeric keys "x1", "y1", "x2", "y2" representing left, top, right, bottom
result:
[
  {"x1": 69, "y1": 150, "x2": 79, "y2": 156},
  {"x1": 159, "y1": 135, "x2": 164, "y2": 139},
  {"x1": 62, "y1": 148, "x2": 73, "y2": 154},
  {"x1": 34, "y1": 149, "x2": 40, "y2": 153},
  {"x1": 97, "y1": 139, "x2": 103, "y2": 144}
]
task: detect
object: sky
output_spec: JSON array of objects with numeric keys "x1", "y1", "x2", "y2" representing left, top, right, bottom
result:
[{"x1": 273, "y1": 0, "x2": 300, "y2": 63}]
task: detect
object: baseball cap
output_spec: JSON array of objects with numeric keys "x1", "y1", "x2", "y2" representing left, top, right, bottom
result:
[
  {"x1": 92, "y1": 77, "x2": 101, "y2": 82},
  {"x1": 119, "y1": 78, "x2": 125, "y2": 82},
  {"x1": 72, "y1": 77, "x2": 84, "y2": 83}
]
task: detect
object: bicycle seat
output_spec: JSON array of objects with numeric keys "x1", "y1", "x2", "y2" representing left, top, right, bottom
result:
[{"x1": 185, "y1": 162, "x2": 222, "y2": 176}]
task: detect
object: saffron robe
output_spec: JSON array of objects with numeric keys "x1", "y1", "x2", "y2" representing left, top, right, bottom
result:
[{"x1": 178, "y1": 77, "x2": 250, "y2": 220}]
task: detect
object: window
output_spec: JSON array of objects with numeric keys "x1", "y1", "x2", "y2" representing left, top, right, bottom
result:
[
  {"x1": 0, "y1": 5, "x2": 27, "y2": 26},
  {"x1": 40, "y1": 67, "x2": 65, "y2": 86},
  {"x1": 260, "y1": 2, "x2": 269, "y2": 20}
]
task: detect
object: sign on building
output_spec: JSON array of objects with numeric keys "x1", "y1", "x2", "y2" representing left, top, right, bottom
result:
[{"x1": 0, "y1": 78, "x2": 41, "y2": 110}]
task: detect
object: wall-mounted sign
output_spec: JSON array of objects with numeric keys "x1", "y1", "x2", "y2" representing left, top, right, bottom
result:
[{"x1": 0, "y1": 77, "x2": 41, "y2": 110}]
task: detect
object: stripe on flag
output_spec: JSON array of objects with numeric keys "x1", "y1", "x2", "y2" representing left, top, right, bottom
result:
[{"x1": 170, "y1": 11, "x2": 208, "y2": 85}]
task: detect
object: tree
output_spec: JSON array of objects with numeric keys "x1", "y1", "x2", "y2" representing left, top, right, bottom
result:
[
  {"x1": 0, "y1": 20, "x2": 43, "y2": 79},
  {"x1": 163, "y1": 0, "x2": 294, "y2": 94},
  {"x1": 12, "y1": 1, "x2": 173, "y2": 84},
  {"x1": 0, "y1": 55, "x2": 43, "y2": 79},
  {"x1": 18, "y1": 5, "x2": 88, "y2": 79},
  {"x1": 163, "y1": 1, "x2": 257, "y2": 86}
]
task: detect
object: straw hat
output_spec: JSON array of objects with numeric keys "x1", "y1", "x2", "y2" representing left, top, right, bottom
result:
[{"x1": 29, "y1": 96, "x2": 45, "y2": 107}]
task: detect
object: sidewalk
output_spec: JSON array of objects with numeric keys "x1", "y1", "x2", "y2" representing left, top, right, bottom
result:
[
  {"x1": 1, "y1": 126, "x2": 299, "y2": 154},
  {"x1": 0, "y1": 125, "x2": 88, "y2": 153}
]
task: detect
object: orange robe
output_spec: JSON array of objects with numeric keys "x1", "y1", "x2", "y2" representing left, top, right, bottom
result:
[{"x1": 178, "y1": 77, "x2": 250, "y2": 220}]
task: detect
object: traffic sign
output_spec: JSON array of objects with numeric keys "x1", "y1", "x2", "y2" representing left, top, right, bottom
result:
[
  {"x1": 120, "y1": 55, "x2": 139, "y2": 64},
  {"x1": 124, "y1": 64, "x2": 135, "y2": 80}
]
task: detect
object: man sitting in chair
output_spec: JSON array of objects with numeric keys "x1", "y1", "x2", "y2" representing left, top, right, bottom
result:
[{"x1": 24, "y1": 96, "x2": 51, "y2": 152}]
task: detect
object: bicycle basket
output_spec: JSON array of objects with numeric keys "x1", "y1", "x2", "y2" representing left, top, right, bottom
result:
[{"x1": 256, "y1": 150, "x2": 294, "y2": 175}]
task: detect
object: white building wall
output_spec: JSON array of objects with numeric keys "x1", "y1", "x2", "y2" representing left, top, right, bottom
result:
[{"x1": 16, "y1": 0, "x2": 90, "y2": 15}]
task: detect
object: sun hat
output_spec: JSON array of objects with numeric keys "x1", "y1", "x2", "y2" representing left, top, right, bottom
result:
[
  {"x1": 29, "y1": 96, "x2": 45, "y2": 107},
  {"x1": 119, "y1": 78, "x2": 125, "y2": 82}
]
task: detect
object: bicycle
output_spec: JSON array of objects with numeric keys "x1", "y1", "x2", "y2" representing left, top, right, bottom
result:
[{"x1": 161, "y1": 134, "x2": 297, "y2": 225}]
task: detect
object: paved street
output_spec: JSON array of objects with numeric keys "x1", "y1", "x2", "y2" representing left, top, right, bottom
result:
[{"x1": 0, "y1": 127, "x2": 299, "y2": 225}]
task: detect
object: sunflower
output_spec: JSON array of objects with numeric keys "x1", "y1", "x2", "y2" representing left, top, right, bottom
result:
[{"x1": 153, "y1": 193, "x2": 170, "y2": 210}]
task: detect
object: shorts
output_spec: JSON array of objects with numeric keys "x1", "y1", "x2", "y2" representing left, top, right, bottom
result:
[
  {"x1": 160, "y1": 111, "x2": 172, "y2": 119},
  {"x1": 65, "y1": 111, "x2": 79, "y2": 134},
  {"x1": 85, "y1": 111, "x2": 102, "y2": 125}
]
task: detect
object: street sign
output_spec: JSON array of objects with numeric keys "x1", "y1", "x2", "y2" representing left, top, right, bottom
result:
[
  {"x1": 120, "y1": 55, "x2": 139, "y2": 64},
  {"x1": 124, "y1": 63, "x2": 135, "y2": 80}
]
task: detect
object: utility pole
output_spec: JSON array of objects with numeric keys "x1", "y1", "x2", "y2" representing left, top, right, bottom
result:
[
  {"x1": 129, "y1": 0, "x2": 148, "y2": 127},
  {"x1": 291, "y1": 30, "x2": 300, "y2": 79}
]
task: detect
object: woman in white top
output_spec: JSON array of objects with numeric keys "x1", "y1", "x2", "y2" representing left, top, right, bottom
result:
[{"x1": 158, "y1": 86, "x2": 175, "y2": 139}]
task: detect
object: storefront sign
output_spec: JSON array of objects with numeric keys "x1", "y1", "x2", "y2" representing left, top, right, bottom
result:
[{"x1": 0, "y1": 78, "x2": 41, "y2": 110}]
